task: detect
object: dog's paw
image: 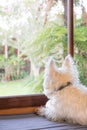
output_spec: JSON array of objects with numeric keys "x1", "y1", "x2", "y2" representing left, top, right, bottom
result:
[{"x1": 35, "y1": 106, "x2": 45, "y2": 116}]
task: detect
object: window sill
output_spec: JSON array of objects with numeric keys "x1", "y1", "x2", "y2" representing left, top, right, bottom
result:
[{"x1": 0, "y1": 94, "x2": 48, "y2": 115}]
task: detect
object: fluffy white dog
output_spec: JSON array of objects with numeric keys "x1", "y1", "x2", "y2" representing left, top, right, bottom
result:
[{"x1": 36, "y1": 55, "x2": 87, "y2": 125}]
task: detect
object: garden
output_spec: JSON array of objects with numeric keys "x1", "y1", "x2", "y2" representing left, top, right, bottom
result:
[{"x1": 0, "y1": 0, "x2": 87, "y2": 96}]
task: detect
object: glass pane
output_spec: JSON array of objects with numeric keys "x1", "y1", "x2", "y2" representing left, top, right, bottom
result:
[
  {"x1": 74, "y1": 0, "x2": 87, "y2": 85},
  {"x1": 0, "y1": 0, "x2": 67, "y2": 96}
]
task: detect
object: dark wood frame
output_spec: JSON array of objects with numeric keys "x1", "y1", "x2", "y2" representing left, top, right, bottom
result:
[
  {"x1": 67, "y1": 0, "x2": 74, "y2": 57},
  {"x1": 0, "y1": 94, "x2": 48, "y2": 110},
  {"x1": 0, "y1": 0, "x2": 74, "y2": 114}
]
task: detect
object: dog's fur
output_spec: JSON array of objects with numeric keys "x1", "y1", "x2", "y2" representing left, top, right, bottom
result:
[{"x1": 36, "y1": 55, "x2": 87, "y2": 125}]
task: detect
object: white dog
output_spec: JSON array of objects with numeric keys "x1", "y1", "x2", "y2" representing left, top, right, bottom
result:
[{"x1": 36, "y1": 55, "x2": 87, "y2": 125}]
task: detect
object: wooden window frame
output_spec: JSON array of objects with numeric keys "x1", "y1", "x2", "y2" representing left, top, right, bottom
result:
[
  {"x1": 0, "y1": 0, "x2": 74, "y2": 115},
  {"x1": 0, "y1": 94, "x2": 48, "y2": 110}
]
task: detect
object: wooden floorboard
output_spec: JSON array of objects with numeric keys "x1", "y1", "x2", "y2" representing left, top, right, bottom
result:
[{"x1": 0, "y1": 114, "x2": 87, "y2": 130}]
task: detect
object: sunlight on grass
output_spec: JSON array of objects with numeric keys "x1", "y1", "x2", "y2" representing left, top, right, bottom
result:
[{"x1": 0, "y1": 76, "x2": 42, "y2": 96}]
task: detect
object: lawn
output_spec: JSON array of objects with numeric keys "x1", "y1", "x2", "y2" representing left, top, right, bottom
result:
[{"x1": 0, "y1": 76, "x2": 43, "y2": 96}]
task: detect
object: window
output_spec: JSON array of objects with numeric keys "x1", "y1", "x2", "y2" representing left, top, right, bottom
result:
[
  {"x1": 0, "y1": 0, "x2": 68, "y2": 97},
  {"x1": 0, "y1": 0, "x2": 72, "y2": 112}
]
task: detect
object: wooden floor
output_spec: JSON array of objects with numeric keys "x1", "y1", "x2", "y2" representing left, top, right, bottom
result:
[{"x1": 0, "y1": 114, "x2": 87, "y2": 130}]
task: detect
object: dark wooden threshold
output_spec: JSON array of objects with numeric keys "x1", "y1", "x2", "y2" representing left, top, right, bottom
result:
[{"x1": 0, "y1": 94, "x2": 48, "y2": 110}]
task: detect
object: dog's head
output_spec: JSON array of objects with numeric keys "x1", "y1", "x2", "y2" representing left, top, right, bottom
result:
[{"x1": 43, "y1": 55, "x2": 79, "y2": 98}]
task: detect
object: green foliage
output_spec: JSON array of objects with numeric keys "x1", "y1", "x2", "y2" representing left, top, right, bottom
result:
[
  {"x1": 74, "y1": 26, "x2": 87, "y2": 46},
  {"x1": 11, "y1": 71, "x2": 28, "y2": 80},
  {"x1": 74, "y1": 0, "x2": 81, "y2": 6},
  {"x1": 25, "y1": 73, "x2": 43, "y2": 93},
  {"x1": 0, "y1": 55, "x2": 5, "y2": 68},
  {"x1": 75, "y1": 54, "x2": 87, "y2": 85},
  {"x1": 0, "y1": 53, "x2": 28, "y2": 81},
  {"x1": 74, "y1": 26, "x2": 87, "y2": 85},
  {"x1": 28, "y1": 23, "x2": 66, "y2": 60}
]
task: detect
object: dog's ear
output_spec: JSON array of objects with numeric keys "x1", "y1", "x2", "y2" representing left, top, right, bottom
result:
[
  {"x1": 62, "y1": 54, "x2": 75, "y2": 69},
  {"x1": 46, "y1": 57, "x2": 56, "y2": 73},
  {"x1": 62, "y1": 55, "x2": 80, "y2": 84},
  {"x1": 49, "y1": 58, "x2": 55, "y2": 72}
]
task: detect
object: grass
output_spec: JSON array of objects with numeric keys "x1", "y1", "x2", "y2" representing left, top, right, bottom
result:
[{"x1": 0, "y1": 76, "x2": 43, "y2": 96}]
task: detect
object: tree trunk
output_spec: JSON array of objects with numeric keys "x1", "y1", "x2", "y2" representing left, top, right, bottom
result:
[
  {"x1": 30, "y1": 58, "x2": 39, "y2": 77},
  {"x1": 44, "y1": 0, "x2": 54, "y2": 25},
  {"x1": 4, "y1": 44, "x2": 8, "y2": 59},
  {"x1": 82, "y1": 4, "x2": 87, "y2": 25}
]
